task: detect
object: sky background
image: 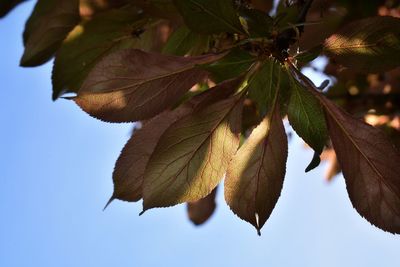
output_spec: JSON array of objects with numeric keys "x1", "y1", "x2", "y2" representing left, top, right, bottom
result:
[{"x1": 1, "y1": 2, "x2": 399, "y2": 267}]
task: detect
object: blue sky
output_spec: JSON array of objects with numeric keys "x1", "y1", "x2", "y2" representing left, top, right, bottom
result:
[{"x1": 1, "y1": 2, "x2": 399, "y2": 267}]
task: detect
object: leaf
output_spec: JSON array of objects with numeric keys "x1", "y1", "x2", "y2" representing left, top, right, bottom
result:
[
  {"x1": 20, "y1": 0, "x2": 80, "y2": 67},
  {"x1": 162, "y1": 25, "x2": 210, "y2": 56},
  {"x1": 323, "y1": 96, "x2": 400, "y2": 233},
  {"x1": 287, "y1": 71, "x2": 328, "y2": 171},
  {"x1": 0, "y1": 0, "x2": 25, "y2": 18},
  {"x1": 324, "y1": 16, "x2": 400, "y2": 73},
  {"x1": 173, "y1": 0, "x2": 245, "y2": 34},
  {"x1": 201, "y1": 48, "x2": 255, "y2": 83},
  {"x1": 187, "y1": 187, "x2": 217, "y2": 225},
  {"x1": 225, "y1": 101, "x2": 287, "y2": 235},
  {"x1": 142, "y1": 93, "x2": 244, "y2": 212},
  {"x1": 289, "y1": 64, "x2": 400, "y2": 233},
  {"x1": 247, "y1": 59, "x2": 281, "y2": 115},
  {"x1": 111, "y1": 78, "x2": 241, "y2": 203},
  {"x1": 74, "y1": 49, "x2": 224, "y2": 122},
  {"x1": 239, "y1": 7, "x2": 273, "y2": 38},
  {"x1": 52, "y1": 7, "x2": 151, "y2": 100}
]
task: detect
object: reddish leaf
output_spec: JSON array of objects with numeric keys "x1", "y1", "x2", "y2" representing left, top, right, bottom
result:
[
  {"x1": 110, "y1": 78, "x2": 241, "y2": 203},
  {"x1": 289, "y1": 64, "x2": 400, "y2": 233},
  {"x1": 225, "y1": 103, "x2": 287, "y2": 235},
  {"x1": 74, "y1": 49, "x2": 224, "y2": 122},
  {"x1": 187, "y1": 187, "x2": 218, "y2": 225}
]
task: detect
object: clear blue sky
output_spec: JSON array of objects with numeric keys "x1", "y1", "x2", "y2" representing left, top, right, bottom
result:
[{"x1": 1, "y1": 2, "x2": 399, "y2": 267}]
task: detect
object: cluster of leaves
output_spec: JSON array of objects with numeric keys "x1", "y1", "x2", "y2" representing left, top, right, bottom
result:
[{"x1": 2, "y1": 0, "x2": 400, "y2": 235}]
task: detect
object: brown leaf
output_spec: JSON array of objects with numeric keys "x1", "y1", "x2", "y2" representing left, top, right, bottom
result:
[
  {"x1": 225, "y1": 103, "x2": 287, "y2": 235},
  {"x1": 289, "y1": 63, "x2": 400, "y2": 233},
  {"x1": 110, "y1": 78, "x2": 241, "y2": 203},
  {"x1": 187, "y1": 187, "x2": 218, "y2": 225},
  {"x1": 74, "y1": 49, "x2": 224, "y2": 122},
  {"x1": 142, "y1": 93, "x2": 244, "y2": 212},
  {"x1": 21, "y1": 0, "x2": 80, "y2": 66}
]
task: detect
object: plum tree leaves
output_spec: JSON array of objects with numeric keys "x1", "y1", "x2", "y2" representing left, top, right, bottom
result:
[
  {"x1": 324, "y1": 16, "x2": 400, "y2": 73},
  {"x1": 74, "y1": 49, "x2": 224, "y2": 122},
  {"x1": 4, "y1": 0, "x2": 400, "y2": 235}
]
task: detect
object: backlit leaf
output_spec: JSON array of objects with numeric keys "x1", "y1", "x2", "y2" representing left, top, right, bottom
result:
[
  {"x1": 324, "y1": 16, "x2": 400, "y2": 73},
  {"x1": 111, "y1": 78, "x2": 241, "y2": 203},
  {"x1": 162, "y1": 25, "x2": 210, "y2": 56},
  {"x1": 74, "y1": 49, "x2": 224, "y2": 122},
  {"x1": 225, "y1": 101, "x2": 287, "y2": 235},
  {"x1": 287, "y1": 71, "x2": 328, "y2": 171},
  {"x1": 187, "y1": 187, "x2": 217, "y2": 225},
  {"x1": 289, "y1": 64, "x2": 400, "y2": 233},
  {"x1": 173, "y1": 0, "x2": 244, "y2": 34},
  {"x1": 21, "y1": 0, "x2": 80, "y2": 66},
  {"x1": 142, "y1": 93, "x2": 244, "y2": 211},
  {"x1": 201, "y1": 48, "x2": 255, "y2": 83},
  {"x1": 52, "y1": 7, "x2": 151, "y2": 100}
]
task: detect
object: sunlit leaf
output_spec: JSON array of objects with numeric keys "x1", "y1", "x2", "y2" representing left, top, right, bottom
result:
[
  {"x1": 20, "y1": 0, "x2": 80, "y2": 66},
  {"x1": 187, "y1": 187, "x2": 217, "y2": 225},
  {"x1": 225, "y1": 100, "x2": 287, "y2": 235},
  {"x1": 142, "y1": 93, "x2": 244, "y2": 211},
  {"x1": 111, "y1": 78, "x2": 241, "y2": 203},
  {"x1": 324, "y1": 16, "x2": 400, "y2": 73},
  {"x1": 74, "y1": 49, "x2": 224, "y2": 122},
  {"x1": 52, "y1": 6, "x2": 151, "y2": 100},
  {"x1": 173, "y1": 0, "x2": 244, "y2": 34}
]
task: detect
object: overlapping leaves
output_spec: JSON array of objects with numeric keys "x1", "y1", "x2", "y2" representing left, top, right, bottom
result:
[{"x1": 3, "y1": 0, "x2": 400, "y2": 236}]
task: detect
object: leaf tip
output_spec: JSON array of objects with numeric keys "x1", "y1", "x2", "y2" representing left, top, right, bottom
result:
[
  {"x1": 103, "y1": 195, "x2": 115, "y2": 211},
  {"x1": 305, "y1": 152, "x2": 321, "y2": 172}
]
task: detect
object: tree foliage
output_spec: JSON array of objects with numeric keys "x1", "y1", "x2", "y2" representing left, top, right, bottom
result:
[{"x1": 2, "y1": 0, "x2": 400, "y2": 235}]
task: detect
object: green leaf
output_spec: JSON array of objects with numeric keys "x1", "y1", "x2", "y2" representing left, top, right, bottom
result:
[
  {"x1": 52, "y1": 7, "x2": 151, "y2": 100},
  {"x1": 111, "y1": 78, "x2": 241, "y2": 203},
  {"x1": 324, "y1": 16, "x2": 400, "y2": 73},
  {"x1": 239, "y1": 7, "x2": 273, "y2": 38},
  {"x1": 162, "y1": 25, "x2": 210, "y2": 56},
  {"x1": 20, "y1": 0, "x2": 80, "y2": 67},
  {"x1": 247, "y1": 59, "x2": 281, "y2": 115},
  {"x1": 74, "y1": 49, "x2": 224, "y2": 122},
  {"x1": 201, "y1": 48, "x2": 255, "y2": 83},
  {"x1": 142, "y1": 93, "x2": 244, "y2": 211},
  {"x1": 173, "y1": 0, "x2": 245, "y2": 34},
  {"x1": 225, "y1": 99, "x2": 287, "y2": 235},
  {"x1": 287, "y1": 71, "x2": 328, "y2": 171},
  {"x1": 0, "y1": 0, "x2": 25, "y2": 18}
]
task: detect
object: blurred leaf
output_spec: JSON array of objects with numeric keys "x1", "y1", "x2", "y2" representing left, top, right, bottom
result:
[
  {"x1": 52, "y1": 6, "x2": 151, "y2": 100},
  {"x1": 173, "y1": 0, "x2": 245, "y2": 34},
  {"x1": 239, "y1": 7, "x2": 273, "y2": 38},
  {"x1": 249, "y1": 0, "x2": 273, "y2": 13},
  {"x1": 21, "y1": 0, "x2": 80, "y2": 66},
  {"x1": 162, "y1": 25, "x2": 210, "y2": 56},
  {"x1": 111, "y1": 78, "x2": 241, "y2": 202},
  {"x1": 201, "y1": 48, "x2": 255, "y2": 82},
  {"x1": 0, "y1": 0, "x2": 25, "y2": 18},
  {"x1": 74, "y1": 49, "x2": 224, "y2": 122},
  {"x1": 142, "y1": 94, "x2": 244, "y2": 211},
  {"x1": 225, "y1": 98, "x2": 287, "y2": 235},
  {"x1": 287, "y1": 71, "x2": 328, "y2": 171},
  {"x1": 187, "y1": 187, "x2": 217, "y2": 225},
  {"x1": 324, "y1": 16, "x2": 400, "y2": 73}
]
